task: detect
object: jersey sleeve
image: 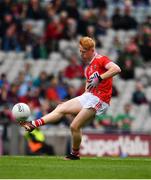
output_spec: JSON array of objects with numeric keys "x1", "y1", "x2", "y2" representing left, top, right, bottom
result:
[{"x1": 100, "y1": 56, "x2": 112, "y2": 68}]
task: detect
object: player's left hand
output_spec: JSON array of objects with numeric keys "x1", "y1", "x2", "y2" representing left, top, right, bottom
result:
[{"x1": 87, "y1": 72, "x2": 102, "y2": 91}]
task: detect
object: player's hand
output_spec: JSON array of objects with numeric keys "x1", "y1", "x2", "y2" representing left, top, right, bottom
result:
[{"x1": 87, "y1": 72, "x2": 102, "y2": 91}]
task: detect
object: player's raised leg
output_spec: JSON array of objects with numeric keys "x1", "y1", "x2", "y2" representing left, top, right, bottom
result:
[
  {"x1": 65, "y1": 108, "x2": 95, "y2": 160},
  {"x1": 21, "y1": 97, "x2": 82, "y2": 131}
]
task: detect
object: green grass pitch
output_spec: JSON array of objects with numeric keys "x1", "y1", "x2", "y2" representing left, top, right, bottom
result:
[{"x1": 0, "y1": 156, "x2": 151, "y2": 179}]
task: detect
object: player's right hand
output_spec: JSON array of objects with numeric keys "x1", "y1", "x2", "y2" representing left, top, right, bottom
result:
[{"x1": 87, "y1": 72, "x2": 102, "y2": 91}]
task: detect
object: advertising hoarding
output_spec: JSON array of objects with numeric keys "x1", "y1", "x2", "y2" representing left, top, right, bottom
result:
[{"x1": 80, "y1": 133, "x2": 151, "y2": 157}]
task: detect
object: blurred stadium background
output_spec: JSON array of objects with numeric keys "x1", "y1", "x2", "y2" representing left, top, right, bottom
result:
[{"x1": 0, "y1": 0, "x2": 151, "y2": 157}]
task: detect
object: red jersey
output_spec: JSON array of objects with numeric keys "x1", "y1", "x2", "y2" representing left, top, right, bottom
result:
[{"x1": 85, "y1": 54, "x2": 112, "y2": 104}]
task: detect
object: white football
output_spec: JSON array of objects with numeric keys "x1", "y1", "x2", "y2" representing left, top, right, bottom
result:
[{"x1": 12, "y1": 103, "x2": 31, "y2": 122}]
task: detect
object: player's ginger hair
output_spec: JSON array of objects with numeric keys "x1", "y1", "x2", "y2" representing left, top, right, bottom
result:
[{"x1": 79, "y1": 37, "x2": 95, "y2": 50}]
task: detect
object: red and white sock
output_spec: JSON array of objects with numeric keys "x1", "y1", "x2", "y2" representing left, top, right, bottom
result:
[
  {"x1": 32, "y1": 118, "x2": 45, "y2": 127},
  {"x1": 71, "y1": 148, "x2": 80, "y2": 156}
]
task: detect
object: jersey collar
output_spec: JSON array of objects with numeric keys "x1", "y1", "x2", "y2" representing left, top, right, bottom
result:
[{"x1": 89, "y1": 52, "x2": 98, "y2": 64}]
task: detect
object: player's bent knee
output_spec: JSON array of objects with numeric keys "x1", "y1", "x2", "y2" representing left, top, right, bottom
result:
[
  {"x1": 55, "y1": 103, "x2": 64, "y2": 112},
  {"x1": 55, "y1": 103, "x2": 67, "y2": 115},
  {"x1": 70, "y1": 123, "x2": 80, "y2": 132}
]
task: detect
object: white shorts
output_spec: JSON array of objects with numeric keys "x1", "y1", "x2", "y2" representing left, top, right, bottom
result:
[{"x1": 77, "y1": 92, "x2": 109, "y2": 116}]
